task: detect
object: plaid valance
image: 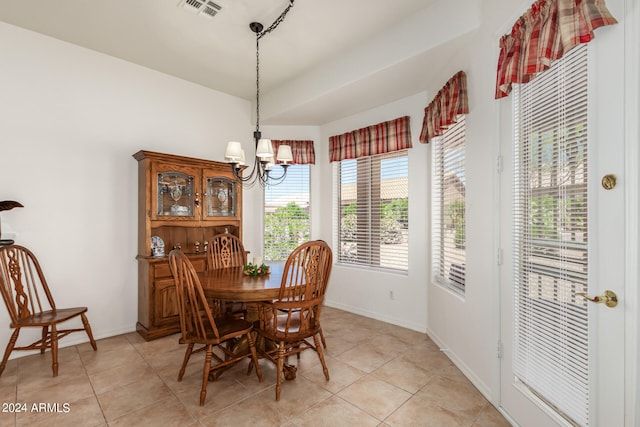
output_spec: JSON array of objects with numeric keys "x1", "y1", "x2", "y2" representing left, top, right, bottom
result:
[
  {"x1": 328, "y1": 116, "x2": 412, "y2": 163},
  {"x1": 495, "y1": 0, "x2": 617, "y2": 99},
  {"x1": 419, "y1": 71, "x2": 469, "y2": 144},
  {"x1": 271, "y1": 140, "x2": 315, "y2": 165}
]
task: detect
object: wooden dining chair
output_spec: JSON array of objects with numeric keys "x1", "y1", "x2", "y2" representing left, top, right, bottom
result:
[
  {"x1": 254, "y1": 240, "x2": 332, "y2": 400},
  {"x1": 206, "y1": 233, "x2": 247, "y2": 318},
  {"x1": 207, "y1": 233, "x2": 247, "y2": 269},
  {"x1": 0, "y1": 245, "x2": 97, "y2": 377},
  {"x1": 168, "y1": 249, "x2": 263, "y2": 406}
]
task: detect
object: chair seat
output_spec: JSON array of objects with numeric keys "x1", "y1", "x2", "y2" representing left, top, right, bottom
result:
[
  {"x1": 12, "y1": 307, "x2": 89, "y2": 328},
  {"x1": 273, "y1": 312, "x2": 319, "y2": 336}
]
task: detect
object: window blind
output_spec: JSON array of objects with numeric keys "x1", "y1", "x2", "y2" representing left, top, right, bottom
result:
[
  {"x1": 336, "y1": 151, "x2": 408, "y2": 271},
  {"x1": 264, "y1": 165, "x2": 310, "y2": 262},
  {"x1": 513, "y1": 44, "x2": 589, "y2": 426},
  {"x1": 433, "y1": 116, "x2": 466, "y2": 293}
]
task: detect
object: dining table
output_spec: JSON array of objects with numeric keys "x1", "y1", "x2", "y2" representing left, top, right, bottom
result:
[
  {"x1": 199, "y1": 262, "x2": 284, "y2": 321},
  {"x1": 198, "y1": 262, "x2": 302, "y2": 380}
]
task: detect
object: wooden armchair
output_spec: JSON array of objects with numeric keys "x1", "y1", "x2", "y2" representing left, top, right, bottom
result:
[
  {"x1": 168, "y1": 249, "x2": 262, "y2": 406},
  {"x1": 0, "y1": 245, "x2": 97, "y2": 377},
  {"x1": 206, "y1": 233, "x2": 247, "y2": 318},
  {"x1": 254, "y1": 240, "x2": 332, "y2": 400}
]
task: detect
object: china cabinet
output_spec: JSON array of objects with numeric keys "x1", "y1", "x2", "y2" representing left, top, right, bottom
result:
[{"x1": 133, "y1": 150, "x2": 243, "y2": 340}]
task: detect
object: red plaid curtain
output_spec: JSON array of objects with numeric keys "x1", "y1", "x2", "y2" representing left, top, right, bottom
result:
[
  {"x1": 271, "y1": 140, "x2": 315, "y2": 164},
  {"x1": 495, "y1": 0, "x2": 617, "y2": 99},
  {"x1": 419, "y1": 71, "x2": 469, "y2": 144},
  {"x1": 329, "y1": 116, "x2": 412, "y2": 162}
]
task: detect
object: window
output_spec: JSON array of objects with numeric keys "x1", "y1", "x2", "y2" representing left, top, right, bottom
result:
[
  {"x1": 336, "y1": 151, "x2": 408, "y2": 271},
  {"x1": 513, "y1": 44, "x2": 589, "y2": 426},
  {"x1": 264, "y1": 165, "x2": 310, "y2": 262},
  {"x1": 432, "y1": 116, "x2": 466, "y2": 292}
]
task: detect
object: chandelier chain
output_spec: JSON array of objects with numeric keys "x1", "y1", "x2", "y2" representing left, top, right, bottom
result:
[
  {"x1": 228, "y1": 0, "x2": 295, "y2": 187},
  {"x1": 255, "y1": 0, "x2": 294, "y2": 135},
  {"x1": 257, "y1": 0, "x2": 295, "y2": 40},
  {"x1": 256, "y1": 35, "x2": 260, "y2": 134}
]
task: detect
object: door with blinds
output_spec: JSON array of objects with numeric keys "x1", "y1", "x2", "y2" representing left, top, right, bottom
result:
[{"x1": 498, "y1": 1, "x2": 626, "y2": 425}]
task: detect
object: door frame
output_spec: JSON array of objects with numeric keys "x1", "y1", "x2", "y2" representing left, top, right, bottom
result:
[{"x1": 622, "y1": 0, "x2": 639, "y2": 424}]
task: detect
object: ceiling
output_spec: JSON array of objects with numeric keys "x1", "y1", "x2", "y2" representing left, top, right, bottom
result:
[{"x1": 0, "y1": 0, "x2": 479, "y2": 125}]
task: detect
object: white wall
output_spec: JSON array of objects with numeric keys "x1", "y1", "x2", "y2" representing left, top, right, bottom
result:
[
  {"x1": 308, "y1": 2, "x2": 513, "y2": 405},
  {"x1": 318, "y1": 95, "x2": 430, "y2": 333},
  {"x1": 315, "y1": 75, "x2": 501, "y2": 401},
  {"x1": 0, "y1": 22, "x2": 250, "y2": 349}
]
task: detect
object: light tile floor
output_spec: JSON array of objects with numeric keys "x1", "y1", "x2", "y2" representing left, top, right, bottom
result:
[{"x1": 0, "y1": 307, "x2": 511, "y2": 426}]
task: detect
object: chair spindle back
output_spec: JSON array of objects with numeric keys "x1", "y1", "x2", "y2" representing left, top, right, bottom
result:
[
  {"x1": 169, "y1": 249, "x2": 220, "y2": 340},
  {"x1": 207, "y1": 233, "x2": 246, "y2": 270},
  {"x1": 0, "y1": 245, "x2": 55, "y2": 325},
  {"x1": 280, "y1": 240, "x2": 332, "y2": 303}
]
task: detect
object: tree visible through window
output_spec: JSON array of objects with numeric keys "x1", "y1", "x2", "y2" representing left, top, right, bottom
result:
[
  {"x1": 337, "y1": 151, "x2": 408, "y2": 271},
  {"x1": 263, "y1": 165, "x2": 310, "y2": 262}
]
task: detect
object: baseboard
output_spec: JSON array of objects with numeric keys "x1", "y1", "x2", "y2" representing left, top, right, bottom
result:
[
  {"x1": 426, "y1": 326, "x2": 495, "y2": 405},
  {"x1": 324, "y1": 299, "x2": 427, "y2": 333}
]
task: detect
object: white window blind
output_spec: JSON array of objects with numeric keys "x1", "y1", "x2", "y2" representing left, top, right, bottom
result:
[
  {"x1": 336, "y1": 151, "x2": 408, "y2": 271},
  {"x1": 513, "y1": 44, "x2": 589, "y2": 426},
  {"x1": 433, "y1": 116, "x2": 466, "y2": 293},
  {"x1": 264, "y1": 165, "x2": 310, "y2": 262}
]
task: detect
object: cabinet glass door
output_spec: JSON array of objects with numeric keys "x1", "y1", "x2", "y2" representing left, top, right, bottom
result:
[
  {"x1": 206, "y1": 177, "x2": 236, "y2": 217},
  {"x1": 157, "y1": 171, "x2": 195, "y2": 217}
]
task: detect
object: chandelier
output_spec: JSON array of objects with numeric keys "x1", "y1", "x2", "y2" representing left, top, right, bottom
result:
[{"x1": 224, "y1": 0, "x2": 295, "y2": 187}]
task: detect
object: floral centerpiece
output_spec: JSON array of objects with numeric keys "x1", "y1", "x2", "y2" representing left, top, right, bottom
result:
[{"x1": 243, "y1": 263, "x2": 270, "y2": 276}]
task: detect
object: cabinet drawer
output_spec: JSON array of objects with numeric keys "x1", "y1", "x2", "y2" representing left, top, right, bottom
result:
[{"x1": 154, "y1": 257, "x2": 206, "y2": 278}]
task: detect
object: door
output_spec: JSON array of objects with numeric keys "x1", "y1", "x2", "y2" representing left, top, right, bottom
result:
[
  {"x1": 498, "y1": 0, "x2": 627, "y2": 425},
  {"x1": 151, "y1": 162, "x2": 199, "y2": 220}
]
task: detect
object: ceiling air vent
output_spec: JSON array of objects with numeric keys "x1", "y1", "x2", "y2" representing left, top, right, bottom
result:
[{"x1": 178, "y1": 0, "x2": 222, "y2": 19}]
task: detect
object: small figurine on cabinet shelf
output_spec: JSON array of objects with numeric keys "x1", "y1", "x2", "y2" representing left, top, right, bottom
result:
[
  {"x1": 243, "y1": 262, "x2": 270, "y2": 276},
  {"x1": 151, "y1": 236, "x2": 165, "y2": 257}
]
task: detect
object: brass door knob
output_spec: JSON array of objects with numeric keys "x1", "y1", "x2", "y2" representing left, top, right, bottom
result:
[
  {"x1": 576, "y1": 290, "x2": 618, "y2": 308},
  {"x1": 602, "y1": 174, "x2": 617, "y2": 190}
]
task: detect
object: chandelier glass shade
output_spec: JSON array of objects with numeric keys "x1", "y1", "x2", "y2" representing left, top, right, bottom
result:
[{"x1": 224, "y1": 1, "x2": 295, "y2": 187}]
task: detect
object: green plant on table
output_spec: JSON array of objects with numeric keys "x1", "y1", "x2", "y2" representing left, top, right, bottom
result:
[{"x1": 243, "y1": 263, "x2": 270, "y2": 276}]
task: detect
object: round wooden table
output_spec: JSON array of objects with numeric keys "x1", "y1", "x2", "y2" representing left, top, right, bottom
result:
[
  {"x1": 199, "y1": 263, "x2": 299, "y2": 379},
  {"x1": 199, "y1": 263, "x2": 284, "y2": 304}
]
